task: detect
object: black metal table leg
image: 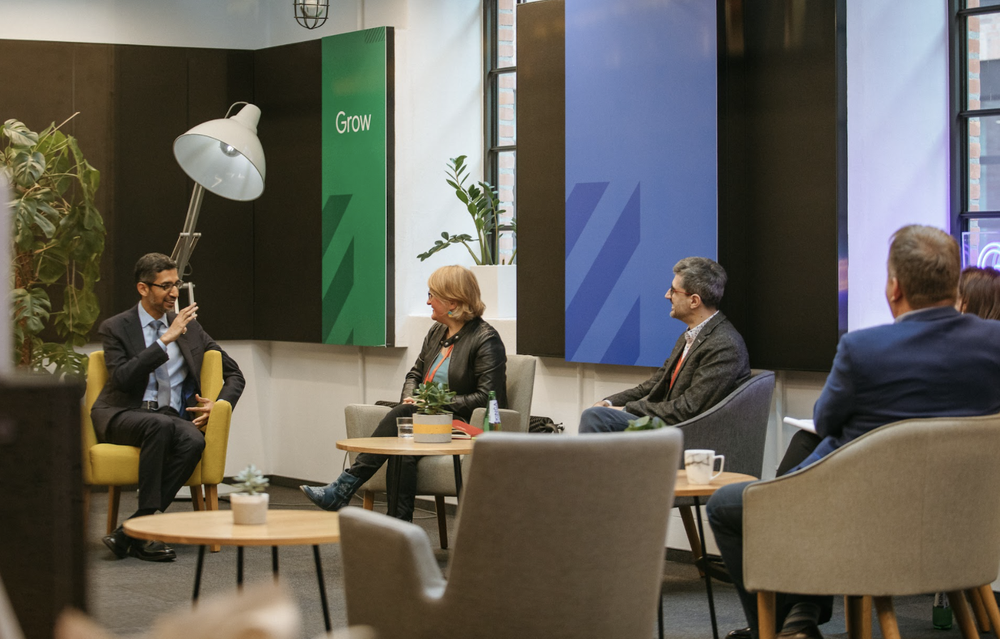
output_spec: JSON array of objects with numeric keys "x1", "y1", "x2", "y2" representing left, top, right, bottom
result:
[
  {"x1": 237, "y1": 546, "x2": 244, "y2": 590},
  {"x1": 272, "y1": 546, "x2": 279, "y2": 583},
  {"x1": 694, "y1": 496, "x2": 719, "y2": 639},
  {"x1": 386, "y1": 456, "x2": 401, "y2": 517},
  {"x1": 193, "y1": 545, "x2": 206, "y2": 604},
  {"x1": 452, "y1": 455, "x2": 463, "y2": 498},
  {"x1": 313, "y1": 545, "x2": 332, "y2": 632}
]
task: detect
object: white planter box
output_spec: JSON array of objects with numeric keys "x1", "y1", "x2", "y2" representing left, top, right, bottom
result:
[
  {"x1": 470, "y1": 265, "x2": 516, "y2": 319},
  {"x1": 231, "y1": 492, "x2": 269, "y2": 525},
  {"x1": 413, "y1": 412, "x2": 453, "y2": 443}
]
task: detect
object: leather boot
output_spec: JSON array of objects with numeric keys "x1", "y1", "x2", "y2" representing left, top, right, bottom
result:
[{"x1": 300, "y1": 470, "x2": 363, "y2": 511}]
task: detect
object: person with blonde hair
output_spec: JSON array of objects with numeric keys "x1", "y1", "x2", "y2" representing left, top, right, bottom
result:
[
  {"x1": 957, "y1": 265, "x2": 1000, "y2": 320},
  {"x1": 302, "y1": 265, "x2": 507, "y2": 520}
]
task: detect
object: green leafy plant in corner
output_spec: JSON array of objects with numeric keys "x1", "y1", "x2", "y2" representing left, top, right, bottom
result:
[
  {"x1": 411, "y1": 380, "x2": 457, "y2": 415},
  {"x1": 2, "y1": 115, "x2": 105, "y2": 377},
  {"x1": 624, "y1": 415, "x2": 668, "y2": 431},
  {"x1": 232, "y1": 464, "x2": 269, "y2": 495},
  {"x1": 417, "y1": 155, "x2": 516, "y2": 265}
]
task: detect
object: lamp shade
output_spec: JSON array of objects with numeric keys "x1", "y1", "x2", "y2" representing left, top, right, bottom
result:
[{"x1": 173, "y1": 103, "x2": 266, "y2": 201}]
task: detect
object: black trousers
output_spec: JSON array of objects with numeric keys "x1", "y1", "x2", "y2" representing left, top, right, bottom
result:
[
  {"x1": 346, "y1": 403, "x2": 421, "y2": 521},
  {"x1": 103, "y1": 407, "x2": 206, "y2": 513}
]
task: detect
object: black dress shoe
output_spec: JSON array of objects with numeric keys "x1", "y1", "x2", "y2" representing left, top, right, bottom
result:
[
  {"x1": 776, "y1": 621, "x2": 823, "y2": 639},
  {"x1": 102, "y1": 526, "x2": 130, "y2": 559},
  {"x1": 695, "y1": 555, "x2": 734, "y2": 583},
  {"x1": 128, "y1": 539, "x2": 176, "y2": 562},
  {"x1": 726, "y1": 627, "x2": 752, "y2": 639}
]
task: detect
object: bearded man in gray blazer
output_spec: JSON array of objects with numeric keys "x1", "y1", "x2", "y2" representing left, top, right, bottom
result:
[{"x1": 579, "y1": 256, "x2": 751, "y2": 432}]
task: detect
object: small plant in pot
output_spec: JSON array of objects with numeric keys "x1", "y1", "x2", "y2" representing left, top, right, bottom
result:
[
  {"x1": 230, "y1": 464, "x2": 270, "y2": 525},
  {"x1": 411, "y1": 381, "x2": 456, "y2": 443}
]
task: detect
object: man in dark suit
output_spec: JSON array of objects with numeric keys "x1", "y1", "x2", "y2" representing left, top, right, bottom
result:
[
  {"x1": 93, "y1": 253, "x2": 245, "y2": 562},
  {"x1": 708, "y1": 225, "x2": 1000, "y2": 639},
  {"x1": 579, "y1": 256, "x2": 751, "y2": 432}
]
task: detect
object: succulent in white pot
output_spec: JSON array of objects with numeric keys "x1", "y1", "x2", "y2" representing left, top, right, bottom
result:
[
  {"x1": 411, "y1": 381, "x2": 456, "y2": 443},
  {"x1": 230, "y1": 464, "x2": 270, "y2": 525}
]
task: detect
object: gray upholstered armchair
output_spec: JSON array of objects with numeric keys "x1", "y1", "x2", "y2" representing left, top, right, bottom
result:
[
  {"x1": 743, "y1": 413, "x2": 1000, "y2": 639},
  {"x1": 339, "y1": 428, "x2": 684, "y2": 639},
  {"x1": 674, "y1": 370, "x2": 775, "y2": 565},
  {"x1": 344, "y1": 353, "x2": 536, "y2": 548}
]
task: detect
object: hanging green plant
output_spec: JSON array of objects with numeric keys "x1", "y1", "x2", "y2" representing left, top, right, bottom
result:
[{"x1": 2, "y1": 115, "x2": 105, "y2": 377}]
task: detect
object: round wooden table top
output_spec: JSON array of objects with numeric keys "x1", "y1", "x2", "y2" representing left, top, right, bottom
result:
[
  {"x1": 336, "y1": 436, "x2": 475, "y2": 456},
  {"x1": 674, "y1": 471, "x2": 757, "y2": 497},
  {"x1": 123, "y1": 510, "x2": 340, "y2": 547}
]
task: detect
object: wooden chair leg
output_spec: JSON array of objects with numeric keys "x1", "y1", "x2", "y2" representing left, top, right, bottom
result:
[
  {"x1": 190, "y1": 485, "x2": 205, "y2": 511},
  {"x1": 949, "y1": 590, "x2": 980, "y2": 639},
  {"x1": 978, "y1": 585, "x2": 1000, "y2": 638},
  {"x1": 678, "y1": 505, "x2": 704, "y2": 559},
  {"x1": 758, "y1": 591, "x2": 776, "y2": 639},
  {"x1": 106, "y1": 486, "x2": 121, "y2": 534},
  {"x1": 435, "y1": 495, "x2": 449, "y2": 550},
  {"x1": 203, "y1": 484, "x2": 220, "y2": 552},
  {"x1": 969, "y1": 587, "x2": 990, "y2": 632},
  {"x1": 362, "y1": 490, "x2": 375, "y2": 511},
  {"x1": 846, "y1": 595, "x2": 872, "y2": 639},
  {"x1": 873, "y1": 596, "x2": 901, "y2": 639}
]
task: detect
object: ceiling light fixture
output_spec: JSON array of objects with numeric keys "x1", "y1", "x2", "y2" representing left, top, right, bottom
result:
[{"x1": 294, "y1": 0, "x2": 329, "y2": 30}]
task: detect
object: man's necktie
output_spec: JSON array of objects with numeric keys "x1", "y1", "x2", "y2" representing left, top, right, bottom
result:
[{"x1": 154, "y1": 320, "x2": 171, "y2": 410}]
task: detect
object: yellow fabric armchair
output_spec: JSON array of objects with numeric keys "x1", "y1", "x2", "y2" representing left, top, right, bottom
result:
[{"x1": 81, "y1": 350, "x2": 233, "y2": 535}]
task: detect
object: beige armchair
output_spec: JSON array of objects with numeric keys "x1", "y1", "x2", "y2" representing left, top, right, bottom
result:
[
  {"x1": 743, "y1": 413, "x2": 1000, "y2": 639},
  {"x1": 339, "y1": 428, "x2": 683, "y2": 639},
  {"x1": 344, "y1": 354, "x2": 536, "y2": 548}
]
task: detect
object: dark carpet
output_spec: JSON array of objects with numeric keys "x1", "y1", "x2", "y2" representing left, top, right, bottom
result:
[{"x1": 86, "y1": 485, "x2": 969, "y2": 638}]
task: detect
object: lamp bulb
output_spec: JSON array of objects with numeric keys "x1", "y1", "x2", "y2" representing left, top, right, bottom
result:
[
  {"x1": 302, "y1": 0, "x2": 321, "y2": 18},
  {"x1": 220, "y1": 142, "x2": 240, "y2": 157}
]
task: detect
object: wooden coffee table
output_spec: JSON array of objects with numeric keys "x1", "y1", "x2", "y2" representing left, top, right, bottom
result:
[
  {"x1": 336, "y1": 437, "x2": 475, "y2": 517},
  {"x1": 124, "y1": 510, "x2": 340, "y2": 631},
  {"x1": 669, "y1": 471, "x2": 757, "y2": 639}
]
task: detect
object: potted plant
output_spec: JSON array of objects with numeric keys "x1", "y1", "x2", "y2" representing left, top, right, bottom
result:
[
  {"x1": 230, "y1": 464, "x2": 270, "y2": 525},
  {"x1": 2, "y1": 116, "x2": 105, "y2": 377},
  {"x1": 411, "y1": 381, "x2": 456, "y2": 443},
  {"x1": 417, "y1": 155, "x2": 516, "y2": 318}
]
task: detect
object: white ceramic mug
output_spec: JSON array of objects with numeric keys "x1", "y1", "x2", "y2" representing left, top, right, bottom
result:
[{"x1": 684, "y1": 449, "x2": 724, "y2": 485}]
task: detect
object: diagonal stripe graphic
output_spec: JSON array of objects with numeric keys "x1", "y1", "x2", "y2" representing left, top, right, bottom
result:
[
  {"x1": 323, "y1": 238, "x2": 355, "y2": 342},
  {"x1": 565, "y1": 182, "x2": 609, "y2": 256},
  {"x1": 322, "y1": 194, "x2": 353, "y2": 255},
  {"x1": 600, "y1": 296, "x2": 641, "y2": 365},
  {"x1": 565, "y1": 182, "x2": 641, "y2": 360}
]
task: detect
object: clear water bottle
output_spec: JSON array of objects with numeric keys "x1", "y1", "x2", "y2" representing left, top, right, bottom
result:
[
  {"x1": 483, "y1": 390, "x2": 501, "y2": 432},
  {"x1": 933, "y1": 592, "x2": 952, "y2": 630}
]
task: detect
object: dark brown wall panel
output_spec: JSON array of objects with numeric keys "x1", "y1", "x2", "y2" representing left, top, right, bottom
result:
[
  {"x1": 516, "y1": 0, "x2": 566, "y2": 358},
  {"x1": 252, "y1": 41, "x2": 323, "y2": 342},
  {"x1": 111, "y1": 45, "x2": 254, "y2": 340}
]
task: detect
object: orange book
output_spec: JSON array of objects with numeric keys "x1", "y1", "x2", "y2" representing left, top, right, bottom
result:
[{"x1": 451, "y1": 419, "x2": 484, "y2": 439}]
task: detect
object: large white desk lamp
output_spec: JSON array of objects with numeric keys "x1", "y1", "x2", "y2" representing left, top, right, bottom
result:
[{"x1": 171, "y1": 102, "x2": 265, "y2": 306}]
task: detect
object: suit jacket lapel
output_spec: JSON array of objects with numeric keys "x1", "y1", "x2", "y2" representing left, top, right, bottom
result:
[
  {"x1": 666, "y1": 312, "x2": 727, "y2": 397},
  {"x1": 171, "y1": 313, "x2": 198, "y2": 375},
  {"x1": 124, "y1": 308, "x2": 147, "y2": 356}
]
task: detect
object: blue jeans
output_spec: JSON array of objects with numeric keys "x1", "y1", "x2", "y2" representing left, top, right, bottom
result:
[
  {"x1": 578, "y1": 406, "x2": 641, "y2": 433},
  {"x1": 707, "y1": 481, "x2": 833, "y2": 635}
]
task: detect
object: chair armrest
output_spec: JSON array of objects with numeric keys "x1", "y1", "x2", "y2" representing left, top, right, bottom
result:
[
  {"x1": 199, "y1": 399, "x2": 232, "y2": 485},
  {"x1": 469, "y1": 408, "x2": 522, "y2": 432},
  {"x1": 339, "y1": 507, "x2": 445, "y2": 629},
  {"x1": 345, "y1": 404, "x2": 393, "y2": 438}
]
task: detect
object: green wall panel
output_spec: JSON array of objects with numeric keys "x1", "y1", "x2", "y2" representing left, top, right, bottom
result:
[{"x1": 321, "y1": 28, "x2": 394, "y2": 346}]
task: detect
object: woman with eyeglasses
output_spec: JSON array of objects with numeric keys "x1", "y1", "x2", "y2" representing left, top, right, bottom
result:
[{"x1": 301, "y1": 265, "x2": 507, "y2": 521}]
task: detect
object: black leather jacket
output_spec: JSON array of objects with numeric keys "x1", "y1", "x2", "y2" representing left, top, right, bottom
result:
[{"x1": 401, "y1": 316, "x2": 507, "y2": 420}]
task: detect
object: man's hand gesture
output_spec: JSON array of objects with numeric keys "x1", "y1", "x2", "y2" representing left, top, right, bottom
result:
[
  {"x1": 187, "y1": 393, "x2": 215, "y2": 428},
  {"x1": 162, "y1": 304, "x2": 198, "y2": 344}
]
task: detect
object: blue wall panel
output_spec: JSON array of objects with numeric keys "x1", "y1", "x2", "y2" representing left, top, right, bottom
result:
[{"x1": 565, "y1": 0, "x2": 718, "y2": 367}]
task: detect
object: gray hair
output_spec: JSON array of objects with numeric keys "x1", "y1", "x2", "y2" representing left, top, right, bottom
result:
[{"x1": 673, "y1": 257, "x2": 727, "y2": 308}]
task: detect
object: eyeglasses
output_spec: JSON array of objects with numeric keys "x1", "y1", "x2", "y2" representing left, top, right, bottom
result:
[
  {"x1": 667, "y1": 286, "x2": 693, "y2": 297},
  {"x1": 143, "y1": 280, "x2": 184, "y2": 292}
]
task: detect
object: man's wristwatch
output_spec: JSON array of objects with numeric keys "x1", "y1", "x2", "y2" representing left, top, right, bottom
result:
[{"x1": 601, "y1": 399, "x2": 612, "y2": 407}]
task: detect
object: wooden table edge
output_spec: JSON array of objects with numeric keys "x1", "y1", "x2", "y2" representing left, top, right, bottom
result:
[
  {"x1": 335, "y1": 436, "x2": 475, "y2": 456},
  {"x1": 123, "y1": 510, "x2": 341, "y2": 546}
]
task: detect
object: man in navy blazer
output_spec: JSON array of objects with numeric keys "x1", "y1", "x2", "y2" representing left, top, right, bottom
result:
[
  {"x1": 93, "y1": 253, "x2": 244, "y2": 562},
  {"x1": 579, "y1": 256, "x2": 750, "y2": 432},
  {"x1": 708, "y1": 225, "x2": 1000, "y2": 639}
]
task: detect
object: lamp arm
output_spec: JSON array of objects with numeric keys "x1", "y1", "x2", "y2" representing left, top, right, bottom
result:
[{"x1": 171, "y1": 183, "x2": 205, "y2": 280}]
